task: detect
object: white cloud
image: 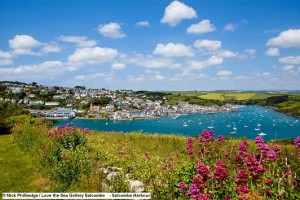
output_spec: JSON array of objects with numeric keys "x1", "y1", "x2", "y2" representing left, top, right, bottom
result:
[
  {"x1": 186, "y1": 60, "x2": 206, "y2": 70},
  {"x1": 0, "y1": 61, "x2": 65, "y2": 79},
  {"x1": 193, "y1": 39, "x2": 221, "y2": 52},
  {"x1": 187, "y1": 20, "x2": 216, "y2": 34},
  {"x1": 9, "y1": 35, "x2": 41, "y2": 55},
  {"x1": 74, "y1": 72, "x2": 114, "y2": 81},
  {"x1": 41, "y1": 43, "x2": 61, "y2": 53},
  {"x1": 59, "y1": 35, "x2": 97, "y2": 47},
  {"x1": 153, "y1": 43, "x2": 194, "y2": 57},
  {"x1": 98, "y1": 23, "x2": 126, "y2": 39},
  {"x1": 235, "y1": 75, "x2": 253, "y2": 80},
  {"x1": 206, "y1": 55, "x2": 223, "y2": 66},
  {"x1": 266, "y1": 29, "x2": 300, "y2": 48},
  {"x1": 136, "y1": 21, "x2": 150, "y2": 27},
  {"x1": 244, "y1": 48, "x2": 256, "y2": 56},
  {"x1": 265, "y1": 47, "x2": 280, "y2": 56},
  {"x1": 0, "y1": 59, "x2": 13, "y2": 66},
  {"x1": 187, "y1": 56, "x2": 223, "y2": 70},
  {"x1": 153, "y1": 74, "x2": 166, "y2": 80},
  {"x1": 68, "y1": 47, "x2": 118, "y2": 65},
  {"x1": 0, "y1": 50, "x2": 13, "y2": 66},
  {"x1": 9, "y1": 35, "x2": 41, "y2": 50},
  {"x1": 128, "y1": 54, "x2": 173, "y2": 68},
  {"x1": 217, "y1": 70, "x2": 232, "y2": 76},
  {"x1": 279, "y1": 55, "x2": 300, "y2": 65},
  {"x1": 0, "y1": 50, "x2": 13, "y2": 59},
  {"x1": 161, "y1": 1, "x2": 197, "y2": 27},
  {"x1": 217, "y1": 50, "x2": 237, "y2": 58},
  {"x1": 112, "y1": 63, "x2": 126, "y2": 70},
  {"x1": 282, "y1": 65, "x2": 294, "y2": 71},
  {"x1": 224, "y1": 23, "x2": 237, "y2": 32},
  {"x1": 127, "y1": 75, "x2": 146, "y2": 82}
]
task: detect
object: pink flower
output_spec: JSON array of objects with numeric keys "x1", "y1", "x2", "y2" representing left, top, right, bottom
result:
[
  {"x1": 265, "y1": 178, "x2": 272, "y2": 185},
  {"x1": 273, "y1": 145, "x2": 281, "y2": 154},
  {"x1": 213, "y1": 160, "x2": 228, "y2": 181},
  {"x1": 266, "y1": 189, "x2": 273, "y2": 195},
  {"x1": 197, "y1": 163, "x2": 210, "y2": 181},
  {"x1": 291, "y1": 179, "x2": 297, "y2": 185},
  {"x1": 255, "y1": 136, "x2": 264, "y2": 145},
  {"x1": 186, "y1": 137, "x2": 194, "y2": 156},
  {"x1": 268, "y1": 150, "x2": 276, "y2": 161},
  {"x1": 178, "y1": 182, "x2": 187, "y2": 191},
  {"x1": 294, "y1": 136, "x2": 300, "y2": 148},
  {"x1": 217, "y1": 135, "x2": 224, "y2": 145},
  {"x1": 238, "y1": 140, "x2": 248, "y2": 155},
  {"x1": 199, "y1": 129, "x2": 215, "y2": 143},
  {"x1": 237, "y1": 185, "x2": 250, "y2": 195},
  {"x1": 187, "y1": 184, "x2": 200, "y2": 199},
  {"x1": 235, "y1": 169, "x2": 249, "y2": 185}
]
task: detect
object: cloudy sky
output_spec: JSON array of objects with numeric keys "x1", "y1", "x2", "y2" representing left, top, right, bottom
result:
[{"x1": 0, "y1": 0, "x2": 300, "y2": 90}]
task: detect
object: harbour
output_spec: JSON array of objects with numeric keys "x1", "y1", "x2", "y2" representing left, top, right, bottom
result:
[{"x1": 55, "y1": 105, "x2": 300, "y2": 140}]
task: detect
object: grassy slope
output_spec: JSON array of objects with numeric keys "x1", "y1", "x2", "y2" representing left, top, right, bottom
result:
[
  {"x1": 0, "y1": 134, "x2": 48, "y2": 193},
  {"x1": 0, "y1": 128, "x2": 298, "y2": 198}
]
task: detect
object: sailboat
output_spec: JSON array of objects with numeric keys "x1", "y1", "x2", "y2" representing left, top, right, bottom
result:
[
  {"x1": 208, "y1": 120, "x2": 214, "y2": 129},
  {"x1": 230, "y1": 122, "x2": 237, "y2": 134},
  {"x1": 183, "y1": 121, "x2": 188, "y2": 127},
  {"x1": 232, "y1": 122, "x2": 237, "y2": 130},
  {"x1": 254, "y1": 123, "x2": 261, "y2": 131},
  {"x1": 258, "y1": 132, "x2": 267, "y2": 136}
]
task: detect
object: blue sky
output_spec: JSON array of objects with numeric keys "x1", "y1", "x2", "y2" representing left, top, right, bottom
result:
[{"x1": 0, "y1": 0, "x2": 300, "y2": 91}]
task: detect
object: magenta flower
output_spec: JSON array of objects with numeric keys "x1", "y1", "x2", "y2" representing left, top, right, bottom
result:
[
  {"x1": 197, "y1": 163, "x2": 210, "y2": 181},
  {"x1": 255, "y1": 136, "x2": 264, "y2": 145},
  {"x1": 265, "y1": 178, "x2": 272, "y2": 185},
  {"x1": 237, "y1": 185, "x2": 250, "y2": 195},
  {"x1": 273, "y1": 145, "x2": 281, "y2": 154},
  {"x1": 213, "y1": 160, "x2": 228, "y2": 181},
  {"x1": 186, "y1": 137, "x2": 194, "y2": 156},
  {"x1": 199, "y1": 129, "x2": 215, "y2": 143},
  {"x1": 291, "y1": 179, "x2": 297, "y2": 185},
  {"x1": 268, "y1": 150, "x2": 276, "y2": 161},
  {"x1": 235, "y1": 169, "x2": 249, "y2": 185},
  {"x1": 178, "y1": 182, "x2": 187, "y2": 191},
  {"x1": 238, "y1": 140, "x2": 248, "y2": 155},
  {"x1": 217, "y1": 135, "x2": 224, "y2": 145},
  {"x1": 187, "y1": 184, "x2": 200, "y2": 199},
  {"x1": 294, "y1": 136, "x2": 300, "y2": 148}
]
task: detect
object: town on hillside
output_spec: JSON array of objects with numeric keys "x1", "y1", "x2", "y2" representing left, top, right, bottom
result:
[{"x1": 0, "y1": 81, "x2": 241, "y2": 120}]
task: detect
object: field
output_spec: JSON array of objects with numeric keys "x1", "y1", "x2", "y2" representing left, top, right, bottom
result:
[
  {"x1": 168, "y1": 91, "x2": 297, "y2": 102},
  {"x1": 0, "y1": 134, "x2": 48, "y2": 194}
]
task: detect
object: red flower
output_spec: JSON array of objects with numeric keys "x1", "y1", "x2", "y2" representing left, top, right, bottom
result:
[{"x1": 237, "y1": 185, "x2": 250, "y2": 195}]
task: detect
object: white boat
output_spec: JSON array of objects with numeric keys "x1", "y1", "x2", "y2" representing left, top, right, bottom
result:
[
  {"x1": 232, "y1": 122, "x2": 237, "y2": 130},
  {"x1": 258, "y1": 132, "x2": 267, "y2": 136},
  {"x1": 208, "y1": 121, "x2": 214, "y2": 129},
  {"x1": 173, "y1": 114, "x2": 181, "y2": 120},
  {"x1": 183, "y1": 122, "x2": 188, "y2": 127}
]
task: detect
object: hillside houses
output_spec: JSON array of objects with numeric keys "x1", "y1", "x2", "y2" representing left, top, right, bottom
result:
[{"x1": 0, "y1": 82, "x2": 241, "y2": 120}]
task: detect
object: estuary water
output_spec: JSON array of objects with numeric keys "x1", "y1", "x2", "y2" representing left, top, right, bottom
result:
[{"x1": 54, "y1": 106, "x2": 300, "y2": 140}]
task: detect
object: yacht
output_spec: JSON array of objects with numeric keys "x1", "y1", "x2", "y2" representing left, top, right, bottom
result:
[
  {"x1": 183, "y1": 122, "x2": 188, "y2": 127},
  {"x1": 258, "y1": 132, "x2": 267, "y2": 136},
  {"x1": 208, "y1": 121, "x2": 214, "y2": 129}
]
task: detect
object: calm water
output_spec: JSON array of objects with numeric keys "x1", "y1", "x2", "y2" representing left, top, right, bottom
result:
[{"x1": 55, "y1": 106, "x2": 300, "y2": 140}]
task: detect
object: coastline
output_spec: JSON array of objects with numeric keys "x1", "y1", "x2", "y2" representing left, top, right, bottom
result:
[{"x1": 264, "y1": 106, "x2": 300, "y2": 119}]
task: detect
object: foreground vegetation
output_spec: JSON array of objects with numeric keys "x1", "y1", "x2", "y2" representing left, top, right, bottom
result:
[{"x1": 1, "y1": 115, "x2": 299, "y2": 199}]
